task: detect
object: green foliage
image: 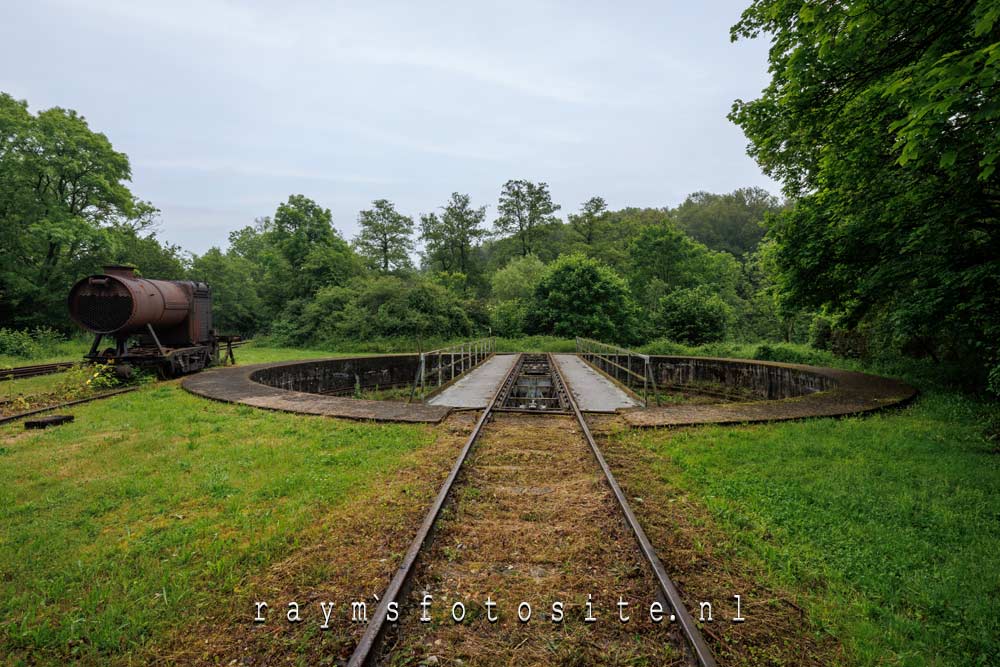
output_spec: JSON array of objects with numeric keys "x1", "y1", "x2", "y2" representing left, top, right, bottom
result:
[
  {"x1": 420, "y1": 192, "x2": 487, "y2": 282},
  {"x1": 490, "y1": 254, "x2": 546, "y2": 302},
  {"x1": 353, "y1": 199, "x2": 414, "y2": 273},
  {"x1": 494, "y1": 179, "x2": 560, "y2": 257},
  {"x1": 808, "y1": 315, "x2": 833, "y2": 351},
  {"x1": 654, "y1": 286, "x2": 732, "y2": 345},
  {"x1": 488, "y1": 299, "x2": 529, "y2": 337},
  {"x1": 567, "y1": 196, "x2": 607, "y2": 245},
  {"x1": 730, "y1": 0, "x2": 1000, "y2": 386},
  {"x1": 188, "y1": 248, "x2": 264, "y2": 336},
  {"x1": 672, "y1": 187, "x2": 781, "y2": 258},
  {"x1": 0, "y1": 327, "x2": 64, "y2": 359},
  {"x1": 300, "y1": 275, "x2": 473, "y2": 344},
  {"x1": 626, "y1": 221, "x2": 741, "y2": 310},
  {"x1": 0, "y1": 92, "x2": 174, "y2": 331},
  {"x1": 216, "y1": 194, "x2": 362, "y2": 336},
  {"x1": 530, "y1": 254, "x2": 638, "y2": 343}
]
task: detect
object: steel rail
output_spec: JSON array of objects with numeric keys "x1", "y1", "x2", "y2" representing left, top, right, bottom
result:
[
  {"x1": 0, "y1": 362, "x2": 76, "y2": 382},
  {"x1": 347, "y1": 353, "x2": 523, "y2": 667},
  {"x1": 0, "y1": 387, "x2": 139, "y2": 426},
  {"x1": 548, "y1": 353, "x2": 718, "y2": 667}
]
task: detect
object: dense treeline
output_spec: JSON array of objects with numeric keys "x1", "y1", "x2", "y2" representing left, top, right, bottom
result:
[{"x1": 0, "y1": 89, "x2": 790, "y2": 352}]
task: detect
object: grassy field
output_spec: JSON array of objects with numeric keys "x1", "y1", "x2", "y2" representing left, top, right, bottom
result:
[
  {"x1": 1, "y1": 339, "x2": 997, "y2": 665},
  {"x1": 0, "y1": 383, "x2": 442, "y2": 665},
  {"x1": 613, "y1": 391, "x2": 999, "y2": 666}
]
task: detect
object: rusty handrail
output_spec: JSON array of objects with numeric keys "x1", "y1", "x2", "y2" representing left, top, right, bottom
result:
[{"x1": 408, "y1": 337, "x2": 496, "y2": 402}]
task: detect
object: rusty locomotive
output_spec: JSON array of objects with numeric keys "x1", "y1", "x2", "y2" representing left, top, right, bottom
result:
[{"x1": 67, "y1": 265, "x2": 232, "y2": 377}]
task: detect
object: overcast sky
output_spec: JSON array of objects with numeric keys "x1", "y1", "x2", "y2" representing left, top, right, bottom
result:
[{"x1": 1, "y1": 0, "x2": 776, "y2": 255}]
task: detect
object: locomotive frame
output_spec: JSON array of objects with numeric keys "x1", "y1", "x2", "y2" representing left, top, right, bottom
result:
[{"x1": 68, "y1": 265, "x2": 230, "y2": 378}]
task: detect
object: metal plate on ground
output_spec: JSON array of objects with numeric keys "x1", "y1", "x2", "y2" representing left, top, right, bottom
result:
[{"x1": 24, "y1": 414, "x2": 74, "y2": 429}]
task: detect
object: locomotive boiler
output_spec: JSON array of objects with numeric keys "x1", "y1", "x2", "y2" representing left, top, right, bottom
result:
[{"x1": 68, "y1": 265, "x2": 222, "y2": 377}]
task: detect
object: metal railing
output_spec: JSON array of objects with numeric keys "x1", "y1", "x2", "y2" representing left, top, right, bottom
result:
[
  {"x1": 408, "y1": 337, "x2": 497, "y2": 402},
  {"x1": 575, "y1": 337, "x2": 661, "y2": 406}
]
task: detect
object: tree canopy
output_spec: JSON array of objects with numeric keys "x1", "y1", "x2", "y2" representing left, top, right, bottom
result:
[
  {"x1": 730, "y1": 0, "x2": 1000, "y2": 377},
  {"x1": 494, "y1": 179, "x2": 560, "y2": 257},
  {"x1": 0, "y1": 93, "x2": 173, "y2": 329},
  {"x1": 354, "y1": 199, "x2": 415, "y2": 273}
]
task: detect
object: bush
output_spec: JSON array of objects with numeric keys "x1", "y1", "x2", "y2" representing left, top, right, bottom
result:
[
  {"x1": 752, "y1": 343, "x2": 838, "y2": 366},
  {"x1": 809, "y1": 315, "x2": 833, "y2": 350},
  {"x1": 0, "y1": 327, "x2": 64, "y2": 359},
  {"x1": 302, "y1": 276, "x2": 474, "y2": 344},
  {"x1": 491, "y1": 255, "x2": 546, "y2": 302},
  {"x1": 489, "y1": 299, "x2": 529, "y2": 337},
  {"x1": 530, "y1": 254, "x2": 638, "y2": 343},
  {"x1": 654, "y1": 286, "x2": 731, "y2": 345}
]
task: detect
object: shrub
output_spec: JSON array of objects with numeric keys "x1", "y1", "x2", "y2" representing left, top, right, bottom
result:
[
  {"x1": 489, "y1": 300, "x2": 529, "y2": 337},
  {"x1": 809, "y1": 315, "x2": 833, "y2": 350},
  {"x1": 0, "y1": 327, "x2": 64, "y2": 359},
  {"x1": 752, "y1": 343, "x2": 838, "y2": 366},
  {"x1": 530, "y1": 254, "x2": 639, "y2": 343},
  {"x1": 312, "y1": 276, "x2": 473, "y2": 343},
  {"x1": 491, "y1": 254, "x2": 546, "y2": 302},
  {"x1": 654, "y1": 286, "x2": 731, "y2": 345}
]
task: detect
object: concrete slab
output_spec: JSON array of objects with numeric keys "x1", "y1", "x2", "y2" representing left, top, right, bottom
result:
[
  {"x1": 427, "y1": 354, "x2": 518, "y2": 409},
  {"x1": 182, "y1": 361, "x2": 451, "y2": 423},
  {"x1": 553, "y1": 354, "x2": 639, "y2": 413}
]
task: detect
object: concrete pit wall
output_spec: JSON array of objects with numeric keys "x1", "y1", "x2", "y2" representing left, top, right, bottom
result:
[
  {"x1": 251, "y1": 355, "x2": 420, "y2": 396},
  {"x1": 649, "y1": 356, "x2": 836, "y2": 399},
  {"x1": 580, "y1": 353, "x2": 837, "y2": 400}
]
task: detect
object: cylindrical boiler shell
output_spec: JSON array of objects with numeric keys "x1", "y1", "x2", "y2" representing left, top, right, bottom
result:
[{"x1": 68, "y1": 273, "x2": 191, "y2": 334}]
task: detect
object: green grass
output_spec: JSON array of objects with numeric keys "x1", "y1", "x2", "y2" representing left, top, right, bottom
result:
[
  {"x1": 620, "y1": 391, "x2": 1000, "y2": 666},
  {"x1": 0, "y1": 338, "x2": 90, "y2": 369},
  {"x1": 0, "y1": 384, "x2": 436, "y2": 665}
]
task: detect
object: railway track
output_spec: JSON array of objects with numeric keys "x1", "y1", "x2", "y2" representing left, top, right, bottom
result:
[
  {"x1": 348, "y1": 353, "x2": 716, "y2": 666},
  {"x1": 1, "y1": 340, "x2": 252, "y2": 384},
  {"x1": 0, "y1": 386, "x2": 139, "y2": 426},
  {"x1": 0, "y1": 362, "x2": 76, "y2": 381}
]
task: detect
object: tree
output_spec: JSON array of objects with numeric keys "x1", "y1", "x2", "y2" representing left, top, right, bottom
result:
[
  {"x1": 354, "y1": 199, "x2": 414, "y2": 273},
  {"x1": 223, "y1": 196, "x2": 361, "y2": 334},
  {"x1": 531, "y1": 254, "x2": 638, "y2": 342},
  {"x1": 494, "y1": 179, "x2": 560, "y2": 256},
  {"x1": 730, "y1": 1, "x2": 1000, "y2": 381},
  {"x1": 420, "y1": 192, "x2": 487, "y2": 277},
  {"x1": 626, "y1": 222, "x2": 741, "y2": 309},
  {"x1": 188, "y1": 248, "x2": 264, "y2": 336},
  {"x1": 655, "y1": 286, "x2": 732, "y2": 345},
  {"x1": 568, "y1": 196, "x2": 607, "y2": 245},
  {"x1": 673, "y1": 187, "x2": 781, "y2": 258},
  {"x1": 490, "y1": 254, "x2": 546, "y2": 302},
  {"x1": 0, "y1": 93, "x2": 158, "y2": 330}
]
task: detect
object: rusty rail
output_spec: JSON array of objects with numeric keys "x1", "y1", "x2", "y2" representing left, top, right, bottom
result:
[
  {"x1": 550, "y1": 353, "x2": 717, "y2": 667},
  {"x1": 349, "y1": 353, "x2": 520, "y2": 665},
  {"x1": 0, "y1": 362, "x2": 76, "y2": 382}
]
